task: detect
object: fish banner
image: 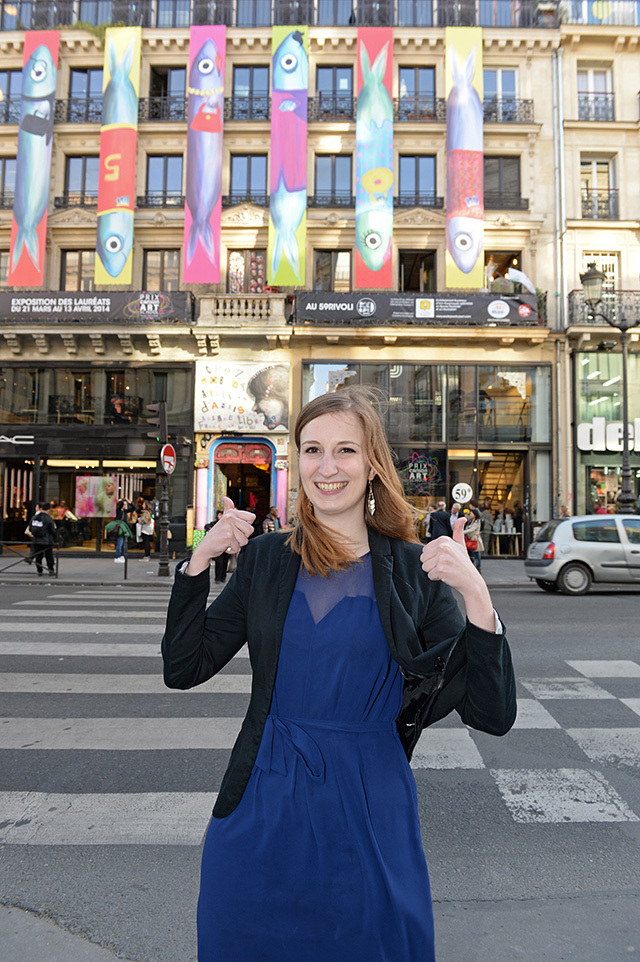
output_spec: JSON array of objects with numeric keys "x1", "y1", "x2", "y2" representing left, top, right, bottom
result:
[
  {"x1": 267, "y1": 26, "x2": 309, "y2": 286},
  {"x1": 183, "y1": 25, "x2": 225, "y2": 284},
  {"x1": 355, "y1": 27, "x2": 393, "y2": 290},
  {"x1": 8, "y1": 31, "x2": 59, "y2": 288},
  {"x1": 445, "y1": 27, "x2": 484, "y2": 289},
  {"x1": 94, "y1": 26, "x2": 141, "y2": 286}
]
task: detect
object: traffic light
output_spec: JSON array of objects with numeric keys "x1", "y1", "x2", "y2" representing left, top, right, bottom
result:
[{"x1": 146, "y1": 401, "x2": 168, "y2": 443}]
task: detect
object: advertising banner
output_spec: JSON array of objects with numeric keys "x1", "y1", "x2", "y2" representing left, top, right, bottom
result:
[
  {"x1": 267, "y1": 26, "x2": 309, "y2": 286},
  {"x1": 195, "y1": 361, "x2": 290, "y2": 433},
  {"x1": 445, "y1": 27, "x2": 484, "y2": 290},
  {"x1": 355, "y1": 27, "x2": 393, "y2": 290},
  {"x1": 0, "y1": 290, "x2": 192, "y2": 322},
  {"x1": 7, "y1": 31, "x2": 59, "y2": 288},
  {"x1": 75, "y1": 476, "x2": 117, "y2": 518},
  {"x1": 296, "y1": 291, "x2": 539, "y2": 326},
  {"x1": 183, "y1": 25, "x2": 226, "y2": 284},
  {"x1": 94, "y1": 26, "x2": 142, "y2": 286}
]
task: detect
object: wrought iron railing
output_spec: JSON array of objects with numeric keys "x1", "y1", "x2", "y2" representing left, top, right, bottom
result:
[
  {"x1": 308, "y1": 94, "x2": 355, "y2": 122},
  {"x1": 54, "y1": 191, "x2": 99, "y2": 208},
  {"x1": 138, "y1": 96, "x2": 186, "y2": 122},
  {"x1": 581, "y1": 188, "x2": 619, "y2": 220},
  {"x1": 578, "y1": 93, "x2": 615, "y2": 122},
  {"x1": 484, "y1": 192, "x2": 529, "y2": 210},
  {"x1": 483, "y1": 98, "x2": 534, "y2": 123},
  {"x1": 397, "y1": 193, "x2": 445, "y2": 208},
  {"x1": 54, "y1": 98, "x2": 103, "y2": 124},
  {"x1": 0, "y1": 99, "x2": 21, "y2": 124},
  {"x1": 224, "y1": 96, "x2": 270, "y2": 122},
  {"x1": 394, "y1": 97, "x2": 446, "y2": 122},
  {"x1": 308, "y1": 192, "x2": 355, "y2": 207},
  {"x1": 221, "y1": 192, "x2": 268, "y2": 207},
  {"x1": 567, "y1": 290, "x2": 640, "y2": 327},
  {"x1": 137, "y1": 192, "x2": 185, "y2": 208},
  {"x1": 0, "y1": 193, "x2": 14, "y2": 209}
]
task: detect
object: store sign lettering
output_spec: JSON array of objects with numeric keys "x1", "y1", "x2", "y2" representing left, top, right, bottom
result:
[
  {"x1": 577, "y1": 417, "x2": 640, "y2": 453},
  {"x1": 0, "y1": 434, "x2": 35, "y2": 445}
]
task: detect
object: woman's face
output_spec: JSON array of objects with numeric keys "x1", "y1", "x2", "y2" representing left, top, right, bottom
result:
[
  {"x1": 253, "y1": 395, "x2": 286, "y2": 431},
  {"x1": 298, "y1": 411, "x2": 373, "y2": 527}
]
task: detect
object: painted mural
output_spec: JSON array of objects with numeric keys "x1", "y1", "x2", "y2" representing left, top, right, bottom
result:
[
  {"x1": 267, "y1": 26, "x2": 309, "y2": 286},
  {"x1": 8, "y1": 31, "x2": 59, "y2": 288},
  {"x1": 94, "y1": 26, "x2": 141, "y2": 285},
  {"x1": 445, "y1": 27, "x2": 484, "y2": 289},
  {"x1": 355, "y1": 27, "x2": 393, "y2": 290},
  {"x1": 195, "y1": 361, "x2": 290, "y2": 434},
  {"x1": 183, "y1": 26, "x2": 226, "y2": 284}
]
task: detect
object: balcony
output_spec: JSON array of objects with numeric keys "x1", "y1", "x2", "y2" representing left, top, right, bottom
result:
[
  {"x1": 137, "y1": 192, "x2": 185, "y2": 208},
  {"x1": 578, "y1": 93, "x2": 615, "y2": 122},
  {"x1": 224, "y1": 97, "x2": 269, "y2": 122},
  {"x1": 221, "y1": 192, "x2": 268, "y2": 207},
  {"x1": 54, "y1": 191, "x2": 98, "y2": 209},
  {"x1": 397, "y1": 192, "x2": 445, "y2": 209},
  {"x1": 139, "y1": 96, "x2": 186, "y2": 122},
  {"x1": 308, "y1": 94, "x2": 355, "y2": 122},
  {"x1": 483, "y1": 98, "x2": 534, "y2": 123},
  {"x1": 484, "y1": 192, "x2": 529, "y2": 210},
  {"x1": 567, "y1": 290, "x2": 640, "y2": 327},
  {"x1": 54, "y1": 98, "x2": 103, "y2": 124},
  {"x1": 0, "y1": 192, "x2": 14, "y2": 210},
  {"x1": 581, "y1": 188, "x2": 619, "y2": 220},
  {"x1": 308, "y1": 192, "x2": 354, "y2": 208},
  {"x1": 394, "y1": 97, "x2": 446, "y2": 123},
  {"x1": 0, "y1": 99, "x2": 21, "y2": 124}
]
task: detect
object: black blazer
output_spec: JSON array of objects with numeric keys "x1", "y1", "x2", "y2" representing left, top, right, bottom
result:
[{"x1": 162, "y1": 528, "x2": 516, "y2": 818}]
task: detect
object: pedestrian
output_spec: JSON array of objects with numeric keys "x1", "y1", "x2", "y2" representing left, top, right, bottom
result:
[
  {"x1": 25, "y1": 503, "x2": 57, "y2": 576},
  {"x1": 261, "y1": 505, "x2": 281, "y2": 534},
  {"x1": 428, "y1": 499, "x2": 452, "y2": 539},
  {"x1": 162, "y1": 385, "x2": 516, "y2": 962},
  {"x1": 559, "y1": 505, "x2": 571, "y2": 518},
  {"x1": 450, "y1": 501, "x2": 462, "y2": 528},
  {"x1": 113, "y1": 498, "x2": 130, "y2": 563},
  {"x1": 138, "y1": 501, "x2": 155, "y2": 561},
  {"x1": 462, "y1": 506, "x2": 483, "y2": 571}
]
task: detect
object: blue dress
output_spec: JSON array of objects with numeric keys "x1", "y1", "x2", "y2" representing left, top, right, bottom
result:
[{"x1": 197, "y1": 555, "x2": 435, "y2": 961}]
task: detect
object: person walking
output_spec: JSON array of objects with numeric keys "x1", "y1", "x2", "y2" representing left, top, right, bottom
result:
[
  {"x1": 138, "y1": 501, "x2": 155, "y2": 561},
  {"x1": 427, "y1": 499, "x2": 451, "y2": 539},
  {"x1": 26, "y1": 503, "x2": 57, "y2": 576},
  {"x1": 162, "y1": 386, "x2": 516, "y2": 962},
  {"x1": 261, "y1": 505, "x2": 281, "y2": 534},
  {"x1": 113, "y1": 498, "x2": 130, "y2": 563}
]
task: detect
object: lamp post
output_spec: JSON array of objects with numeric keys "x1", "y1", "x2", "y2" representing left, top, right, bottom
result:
[{"x1": 579, "y1": 263, "x2": 638, "y2": 512}]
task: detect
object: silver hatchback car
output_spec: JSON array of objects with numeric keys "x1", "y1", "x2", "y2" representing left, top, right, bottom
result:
[{"x1": 525, "y1": 514, "x2": 640, "y2": 595}]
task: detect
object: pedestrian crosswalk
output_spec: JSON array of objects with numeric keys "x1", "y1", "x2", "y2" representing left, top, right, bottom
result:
[{"x1": 1, "y1": 587, "x2": 640, "y2": 849}]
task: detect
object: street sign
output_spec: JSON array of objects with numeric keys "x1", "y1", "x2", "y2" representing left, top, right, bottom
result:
[{"x1": 160, "y1": 443, "x2": 176, "y2": 475}]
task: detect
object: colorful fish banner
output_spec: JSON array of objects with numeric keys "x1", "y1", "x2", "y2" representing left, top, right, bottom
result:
[
  {"x1": 445, "y1": 27, "x2": 484, "y2": 289},
  {"x1": 355, "y1": 27, "x2": 393, "y2": 290},
  {"x1": 7, "y1": 31, "x2": 59, "y2": 288},
  {"x1": 267, "y1": 26, "x2": 309, "y2": 286},
  {"x1": 94, "y1": 26, "x2": 141, "y2": 286},
  {"x1": 183, "y1": 26, "x2": 225, "y2": 284}
]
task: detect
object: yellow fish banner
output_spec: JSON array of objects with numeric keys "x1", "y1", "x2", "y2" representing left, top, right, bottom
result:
[
  {"x1": 445, "y1": 27, "x2": 484, "y2": 290},
  {"x1": 95, "y1": 27, "x2": 141, "y2": 286},
  {"x1": 267, "y1": 26, "x2": 309, "y2": 286}
]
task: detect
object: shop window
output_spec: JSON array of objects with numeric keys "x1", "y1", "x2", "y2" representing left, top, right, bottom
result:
[
  {"x1": 142, "y1": 250, "x2": 180, "y2": 291},
  {"x1": 313, "y1": 251, "x2": 351, "y2": 292},
  {"x1": 0, "y1": 69, "x2": 22, "y2": 124},
  {"x1": 478, "y1": 367, "x2": 530, "y2": 442},
  {"x1": 0, "y1": 251, "x2": 8, "y2": 288},
  {"x1": 68, "y1": 67, "x2": 103, "y2": 122},
  {"x1": 0, "y1": 367, "x2": 41, "y2": 422},
  {"x1": 228, "y1": 250, "x2": 266, "y2": 294},
  {"x1": 315, "y1": 66, "x2": 353, "y2": 119},
  {"x1": 145, "y1": 155, "x2": 183, "y2": 206},
  {"x1": 61, "y1": 251, "x2": 95, "y2": 292},
  {"x1": 398, "y1": 67, "x2": 436, "y2": 119},
  {"x1": 232, "y1": 65, "x2": 269, "y2": 120},
  {"x1": 64, "y1": 155, "x2": 100, "y2": 206},
  {"x1": 0, "y1": 157, "x2": 16, "y2": 207},
  {"x1": 389, "y1": 364, "x2": 445, "y2": 444},
  {"x1": 447, "y1": 366, "x2": 477, "y2": 443},
  {"x1": 314, "y1": 155, "x2": 352, "y2": 206},
  {"x1": 230, "y1": 155, "x2": 268, "y2": 205},
  {"x1": 399, "y1": 155, "x2": 436, "y2": 206},
  {"x1": 399, "y1": 250, "x2": 435, "y2": 292},
  {"x1": 577, "y1": 351, "x2": 640, "y2": 424}
]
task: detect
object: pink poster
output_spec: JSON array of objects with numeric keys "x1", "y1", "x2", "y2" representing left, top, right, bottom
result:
[{"x1": 183, "y1": 25, "x2": 226, "y2": 283}]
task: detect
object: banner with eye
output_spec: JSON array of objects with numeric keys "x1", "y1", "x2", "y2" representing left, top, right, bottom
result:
[
  {"x1": 183, "y1": 25, "x2": 226, "y2": 284},
  {"x1": 94, "y1": 26, "x2": 141, "y2": 286},
  {"x1": 355, "y1": 27, "x2": 394, "y2": 291},
  {"x1": 8, "y1": 30, "x2": 59, "y2": 288},
  {"x1": 445, "y1": 27, "x2": 485, "y2": 290},
  {"x1": 267, "y1": 25, "x2": 309, "y2": 287}
]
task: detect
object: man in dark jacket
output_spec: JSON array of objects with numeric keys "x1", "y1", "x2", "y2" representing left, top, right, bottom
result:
[
  {"x1": 429, "y1": 501, "x2": 452, "y2": 540},
  {"x1": 27, "y1": 503, "x2": 57, "y2": 575}
]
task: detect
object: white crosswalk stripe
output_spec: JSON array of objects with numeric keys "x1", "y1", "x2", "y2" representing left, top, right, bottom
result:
[
  {"x1": 1, "y1": 717, "x2": 244, "y2": 750},
  {"x1": 0, "y1": 672, "x2": 251, "y2": 694},
  {"x1": 0, "y1": 623, "x2": 166, "y2": 632},
  {"x1": 0, "y1": 641, "x2": 249, "y2": 657},
  {"x1": 0, "y1": 609, "x2": 169, "y2": 618}
]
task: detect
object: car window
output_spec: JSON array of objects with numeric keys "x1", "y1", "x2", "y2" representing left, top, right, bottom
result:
[
  {"x1": 535, "y1": 521, "x2": 561, "y2": 542},
  {"x1": 622, "y1": 519, "x2": 640, "y2": 544},
  {"x1": 572, "y1": 519, "x2": 620, "y2": 543}
]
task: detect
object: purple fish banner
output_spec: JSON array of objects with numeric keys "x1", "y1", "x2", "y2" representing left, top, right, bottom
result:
[
  {"x1": 267, "y1": 26, "x2": 309, "y2": 286},
  {"x1": 183, "y1": 26, "x2": 226, "y2": 284}
]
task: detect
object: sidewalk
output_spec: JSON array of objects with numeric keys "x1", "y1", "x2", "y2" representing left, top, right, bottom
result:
[{"x1": 0, "y1": 904, "x2": 133, "y2": 962}]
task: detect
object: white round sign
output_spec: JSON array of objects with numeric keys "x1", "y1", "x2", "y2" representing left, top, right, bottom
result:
[
  {"x1": 160, "y1": 443, "x2": 177, "y2": 475},
  {"x1": 451, "y1": 482, "x2": 473, "y2": 504}
]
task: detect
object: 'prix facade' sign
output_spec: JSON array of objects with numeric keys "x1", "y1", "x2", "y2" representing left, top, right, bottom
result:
[{"x1": 577, "y1": 417, "x2": 640, "y2": 453}]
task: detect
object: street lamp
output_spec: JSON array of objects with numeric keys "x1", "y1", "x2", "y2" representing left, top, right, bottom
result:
[{"x1": 579, "y1": 263, "x2": 638, "y2": 512}]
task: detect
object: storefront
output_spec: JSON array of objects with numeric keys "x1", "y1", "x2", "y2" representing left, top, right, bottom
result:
[{"x1": 574, "y1": 351, "x2": 640, "y2": 515}]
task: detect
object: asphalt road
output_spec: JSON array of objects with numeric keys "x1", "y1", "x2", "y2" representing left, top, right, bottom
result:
[{"x1": 1, "y1": 581, "x2": 639, "y2": 962}]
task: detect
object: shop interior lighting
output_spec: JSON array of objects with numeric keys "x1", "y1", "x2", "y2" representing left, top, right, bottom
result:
[
  {"x1": 103, "y1": 460, "x2": 157, "y2": 469},
  {"x1": 603, "y1": 376, "x2": 621, "y2": 386},
  {"x1": 581, "y1": 358, "x2": 591, "y2": 366},
  {"x1": 448, "y1": 449, "x2": 476, "y2": 458},
  {"x1": 588, "y1": 397, "x2": 608, "y2": 406},
  {"x1": 586, "y1": 371, "x2": 601, "y2": 379}
]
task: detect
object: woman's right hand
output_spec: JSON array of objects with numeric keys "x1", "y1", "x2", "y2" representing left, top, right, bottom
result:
[{"x1": 186, "y1": 497, "x2": 256, "y2": 576}]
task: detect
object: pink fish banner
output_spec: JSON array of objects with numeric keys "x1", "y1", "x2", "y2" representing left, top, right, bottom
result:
[
  {"x1": 355, "y1": 27, "x2": 393, "y2": 290},
  {"x1": 8, "y1": 31, "x2": 59, "y2": 288},
  {"x1": 183, "y1": 25, "x2": 226, "y2": 284}
]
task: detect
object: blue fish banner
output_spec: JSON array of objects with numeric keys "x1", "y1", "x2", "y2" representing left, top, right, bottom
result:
[
  {"x1": 184, "y1": 26, "x2": 225, "y2": 284},
  {"x1": 8, "y1": 31, "x2": 59, "y2": 288},
  {"x1": 267, "y1": 26, "x2": 309, "y2": 286}
]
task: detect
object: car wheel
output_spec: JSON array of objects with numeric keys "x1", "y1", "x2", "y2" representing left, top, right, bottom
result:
[
  {"x1": 535, "y1": 579, "x2": 559, "y2": 592},
  {"x1": 558, "y1": 563, "x2": 592, "y2": 595}
]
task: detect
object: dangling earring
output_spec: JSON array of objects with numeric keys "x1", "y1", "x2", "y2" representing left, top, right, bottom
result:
[{"x1": 367, "y1": 479, "x2": 376, "y2": 516}]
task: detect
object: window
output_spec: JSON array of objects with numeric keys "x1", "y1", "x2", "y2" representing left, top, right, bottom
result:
[
  {"x1": 398, "y1": 0, "x2": 433, "y2": 26},
  {"x1": 623, "y1": 519, "x2": 640, "y2": 544},
  {"x1": 398, "y1": 67, "x2": 436, "y2": 120},
  {"x1": 68, "y1": 68, "x2": 103, "y2": 123},
  {"x1": 313, "y1": 251, "x2": 351, "y2": 291},
  {"x1": 232, "y1": 65, "x2": 269, "y2": 120},
  {"x1": 61, "y1": 251, "x2": 95, "y2": 292},
  {"x1": 156, "y1": 0, "x2": 190, "y2": 27},
  {"x1": 484, "y1": 156, "x2": 521, "y2": 207},
  {"x1": 399, "y1": 155, "x2": 436, "y2": 206},
  {"x1": 78, "y1": 0, "x2": 112, "y2": 25},
  {"x1": 0, "y1": 69, "x2": 22, "y2": 124},
  {"x1": 64, "y1": 156, "x2": 100, "y2": 206},
  {"x1": 315, "y1": 66, "x2": 353, "y2": 119},
  {"x1": 572, "y1": 519, "x2": 620, "y2": 542},
  {"x1": 230, "y1": 155, "x2": 268, "y2": 204},
  {"x1": 581, "y1": 158, "x2": 618, "y2": 219},
  {"x1": 483, "y1": 68, "x2": 517, "y2": 121},
  {"x1": 0, "y1": 251, "x2": 9, "y2": 288},
  {"x1": 317, "y1": 0, "x2": 355, "y2": 24},
  {"x1": 578, "y1": 67, "x2": 614, "y2": 121},
  {"x1": 399, "y1": 251, "x2": 436, "y2": 292},
  {"x1": 478, "y1": 366, "x2": 551, "y2": 443},
  {"x1": 237, "y1": 0, "x2": 270, "y2": 25},
  {"x1": 148, "y1": 66, "x2": 186, "y2": 120},
  {"x1": 228, "y1": 250, "x2": 266, "y2": 293},
  {"x1": 580, "y1": 252, "x2": 618, "y2": 305},
  {"x1": 314, "y1": 155, "x2": 352, "y2": 205},
  {"x1": 0, "y1": 157, "x2": 16, "y2": 207},
  {"x1": 145, "y1": 155, "x2": 183, "y2": 206},
  {"x1": 143, "y1": 250, "x2": 180, "y2": 290}
]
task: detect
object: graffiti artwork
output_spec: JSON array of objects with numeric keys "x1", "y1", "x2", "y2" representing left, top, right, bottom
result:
[{"x1": 195, "y1": 361, "x2": 290, "y2": 434}]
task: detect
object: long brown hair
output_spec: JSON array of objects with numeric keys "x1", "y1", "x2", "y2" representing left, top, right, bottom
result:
[{"x1": 287, "y1": 386, "x2": 419, "y2": 576}]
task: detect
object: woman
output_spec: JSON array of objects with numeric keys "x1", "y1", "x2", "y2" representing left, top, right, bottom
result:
[
  {"x1": 246, "y1": 363, "x2": 290, "y2": 431},
  {"x1": 162, "y1": 387, "x2": 516, "y2": 962},
  {"x1": 138, "y1": 501, "x2": 155, "y2": 561}
]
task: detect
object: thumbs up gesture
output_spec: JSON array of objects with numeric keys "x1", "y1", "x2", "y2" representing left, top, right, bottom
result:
[
  {"x1": 186, "y1": 497, "x2": 256, "y2": 577},
  {"x1": 420, "y1": 516, "x2": 480, "y2": 594}
]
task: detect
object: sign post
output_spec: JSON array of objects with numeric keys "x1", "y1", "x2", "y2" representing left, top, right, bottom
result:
[{"x1": 147, "y1": 402, "x2": 171, "y2": 577}]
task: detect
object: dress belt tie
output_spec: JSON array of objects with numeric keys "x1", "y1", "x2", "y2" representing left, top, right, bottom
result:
[{"x1": 254, "y1": 714, "x2": 396, "y2": 782}]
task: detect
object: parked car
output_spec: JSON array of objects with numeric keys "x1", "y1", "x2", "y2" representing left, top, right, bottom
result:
[{"x1": 525, "y1": 514, "x2": 640, "y2": 594}]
